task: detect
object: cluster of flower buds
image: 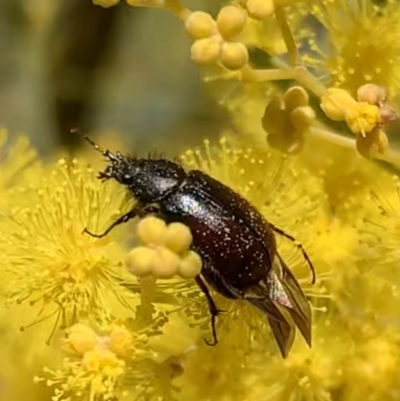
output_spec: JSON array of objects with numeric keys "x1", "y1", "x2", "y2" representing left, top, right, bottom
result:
[
  {"x1": 185, "y1": 6, "x2": 249, "y2": 70},
  {"x1": 320, "y1": 84, "x2": 397, "y2": 158},
  {"x1": 64, "y1": 323, "x2": 133, "y2": 357},
  {"x1": 38, "y1": 323, "x2": 132, "y2": 401},
  {"x1": 125, "y1": 216, "x2": 202, "y2": 279},
  {"x1": 262, "y1": 86, "x2": 315, "y2": 153},
  {"x1": 239, "y1": 0, "x2": 275, "y2": 20}
]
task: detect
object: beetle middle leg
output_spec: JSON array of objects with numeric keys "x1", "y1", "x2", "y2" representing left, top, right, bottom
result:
[
  {"x1": 269, "y1": 223, "x2": 316, "y2": 284},
  {"x1": 195, "y1": 275, "x2": 224, "y2": 346}
]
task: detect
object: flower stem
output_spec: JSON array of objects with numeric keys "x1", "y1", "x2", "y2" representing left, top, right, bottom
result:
[
  {"x1": 127, "y1": 0, "x2": 191, "y2": 19},
  {"x1": 273, "y1": 3, "x2": 300, "y2": 67},
  {"x1": 241, "y1": 65, "x2": 328, "y2": 97},
  {"x1": 136, "y1": 276, "x2": 157, "y2": 328},
  {"x1": 241, "y1": 66, "x2": 295, "y2": 82},
  {"x1": 310, "y1": 127, "x2": 400, "y2": 168}
]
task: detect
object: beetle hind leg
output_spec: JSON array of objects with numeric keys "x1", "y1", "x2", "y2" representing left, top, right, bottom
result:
[
  {"x1": 195, "y1": 275, "x2": 225, "y2": 346},
  {"x1": 270, "y1": 223, "x2": 316, "y2": 284}
]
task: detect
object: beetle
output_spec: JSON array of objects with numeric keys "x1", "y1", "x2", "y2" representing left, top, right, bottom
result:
[{"x1": 82, "y1": 136, "x2": 315, "y2": 358}]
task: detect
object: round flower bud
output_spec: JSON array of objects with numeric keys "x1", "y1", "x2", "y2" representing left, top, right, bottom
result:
[
  {"x1": 219, "y1": 42, "x2": 249, "y2": 70},
  {"x1": 290, "y1": 106, "x2": 316, "y2": 132},
  {"x1": 93, "y1": 0, "x2": 120, "y2": 8},
  {"x1": 185, "y1": 11, "x2": 216, "y2": 39},
  {"x1": 109, "y1": 325, "x2": 133, "y2": 355},
  {"x1": 356, "y1": 83, "x2": 387, "y2": 105},
  {"x1": 178, "y1": 251, "x2": 203, "y2": 279},
  {"x1": 283, "y1": 86, "x2": 309, "y2": 112},
  {"x1": 320, "y1": 88, "x2": 357, "y2": 121},
  {"x1": 165, "y1": 222, "x2": 193, "y2": 254},
  {"x1": 65, "y1": 324, "x2": 98, "y2": 355},
  {"x1": 125, "y1": 246, "x2": 154, "y2": 277},
  {"x1": 262, "y1": 97, "x2": 291, "y2": 136},
  {"x1": 379, "y1": 102, "x2": 397, "y2": 125},
  {"x1": 246, "y1": 0, "x2": 274, "y2": 20},
  {"x1": 267, "y1": 130, "x2": 304, "y2": 154},
  {"x1": 136, "y1": 216, "x2": 167, "y2": 245},
  {"x1": 356, "y1": 128, "x2": 389, "y2": 159},
  {"x1": 216, "y1": 6, "x2": 247, "y2": 39},
  {"x1": 191, "y1": 37, "x2": 221, "y2": 65},
  {"x1": 151, "y1": 247, "x2": 180, "y2": 278}
]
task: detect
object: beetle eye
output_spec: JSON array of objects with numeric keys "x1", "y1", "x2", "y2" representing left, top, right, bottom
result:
[{"x1": 124, "y1": 174, "x2": 131, "y2": 180}]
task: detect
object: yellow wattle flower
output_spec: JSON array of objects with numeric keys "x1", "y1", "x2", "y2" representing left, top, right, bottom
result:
[
  {"x1": 309, "y1": 0, "x2": 400, "y2": 96},
  {"x1": 0, "y1": 158, "x2": 137, "y2": 342},
  {"x1": 0, "y1": 128, "x2": 41, "y2": 210}
]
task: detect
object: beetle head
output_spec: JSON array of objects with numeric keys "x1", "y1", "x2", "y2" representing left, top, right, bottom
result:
[{"x1": 84, "y1": 136, "x2": 186, "y2": 202}]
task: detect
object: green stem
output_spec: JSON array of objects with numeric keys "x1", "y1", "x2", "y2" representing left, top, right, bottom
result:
[
  {"x1": 310, "y1": 127, "x2": 400, "y2": 168},
  {"x1": 273, "y1": 4, "x2": 300, "y2": 67}
]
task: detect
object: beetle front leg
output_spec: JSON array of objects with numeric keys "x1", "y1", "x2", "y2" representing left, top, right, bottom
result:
[
  {"x1": 195, "y1": 275, "x2": 225, "y2": 346},
  {"x1": 83, "y1": 205, "x2": 140, "y2": 238}
]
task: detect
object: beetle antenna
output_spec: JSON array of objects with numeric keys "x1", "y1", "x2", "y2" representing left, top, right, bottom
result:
[{"x1": 70, "y1": 128, "x2": 118, "y2": 161}]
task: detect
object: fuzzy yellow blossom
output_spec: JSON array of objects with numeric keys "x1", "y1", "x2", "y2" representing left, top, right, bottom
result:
[
  {"x1": 0, "y1": 129, "x2": 41, "y2": 209},
  {"x1": 41, "y1": 323, "x2": 133, "y2": 401},
  {"x1": 352, "y1": 176, "x2": 400, "y2": 273},
  {"x1": 320, "y1": 85, "x2": 395, "y2": 143},
  {"x1": 320, "y1": 87, "x2": 387, "y2": 155},
  {"x1": 343, "y1": 333, "x2": 400, "y2": 400},
  {"x1": 320, "y1": 88, "x2": 358, "y2": 121},
  {"x1": 248, "y1": 321, "x2": 349, "y2": 401},
  {"x1": 357, "y1": 83, "x2": 397, "y2": 126},
  {"x1": 0, "y1": 158, "x2": 136, "y2": 337},
  {"x1": 309, "y1": 0, "x2": 400, "y2": 96},
  {"x1": 344, "y1": 102, "x2": 381, "y2": 137},
  {"x1": 108, "y1": 324, "x2": 134, "y2": 355}
]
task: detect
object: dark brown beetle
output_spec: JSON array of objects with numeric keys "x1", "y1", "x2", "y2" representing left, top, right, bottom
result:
[{"x1": 82, "y1": 136, "x2": 315, "y2": 358}]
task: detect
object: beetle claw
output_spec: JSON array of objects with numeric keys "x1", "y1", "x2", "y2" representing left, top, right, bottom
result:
[
  {"x1": 204, "y1": 336, "x2": 218, "y2": 346},
  {"x1": 82, "y1": 227, "x2": 103, "y2": 238}
]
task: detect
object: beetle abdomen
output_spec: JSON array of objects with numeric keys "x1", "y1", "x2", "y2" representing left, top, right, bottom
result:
[{"x1": 160, "y1": 179, "x2": 273, "y2": 295}]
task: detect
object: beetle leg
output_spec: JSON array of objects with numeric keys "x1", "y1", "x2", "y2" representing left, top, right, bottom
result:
[
  {"x1": 137, "y1": 203, "x2": 161, "y2": 218},
  {"x1": 269, "y1": 223, "x2": 316, "y2": 285},
  {"x1": 195, "y1": 275, "x2": 224, "y2": 346},
  {"x1": 83, "y1": 206, "x2": 139, "y2": 238}
]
